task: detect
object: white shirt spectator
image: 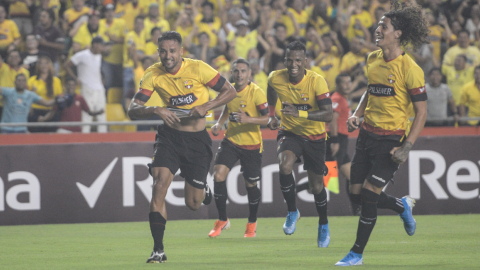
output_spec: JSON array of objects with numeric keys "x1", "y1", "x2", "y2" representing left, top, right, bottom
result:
[{"x1": 70, "y1": 49, "x2": 104, "y2": 91}]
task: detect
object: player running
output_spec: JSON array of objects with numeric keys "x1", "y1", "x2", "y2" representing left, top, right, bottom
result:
[
  {"x1": 335, "y1": 1, "x2": 429, "y2": 266},
  {"x1": 208, "y1": 58, "x2": 269, "y2": 238},
  {"x1": 127, "y1": 31, "x2": 236, "y2": 263},
  {"x1": 267, "y1": 41, "x2": 333, "y2": 247}
]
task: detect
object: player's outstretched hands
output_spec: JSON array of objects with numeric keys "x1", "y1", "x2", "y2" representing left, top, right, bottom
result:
[
  {"x1": 189, "y1": 104, "x2": 208, "y2": 118},
  {"x1": 280, "y1": 101, "x2": 299, "y2": 117},
  {"x1": 267, "y1": 116, "x2": 280, "y2": 130},
  {"x1": 390, "y1": 141, "x2": 413, "y2": 164},
  {"x1": 211, "y1": 123, "x2": 221, "y2": 136},
  {"x1": 232, "y1": 108, "x2": 250, "y2": 124},
  {"x1": 347, "y1": 116, "x2": 360, "y2": 132},
  {"x1": 156, "y1": 107, "x2": 181, "y2": 127}
]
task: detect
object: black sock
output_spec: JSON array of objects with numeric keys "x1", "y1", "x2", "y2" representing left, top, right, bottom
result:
[
  {"x1": 149, "y1": 212, "x2": 166, "y2": 252},
  {"x1": 349, "y1": 193, "x2": 362, "y2": 205},
  {"x1": 314, "y1": 187, "x2": 328, "y2": 225},
  {"x1": 279, "y1": 173, "x2": 297, "y2": 212},
  {"x1": 351, "y1": 189, "x2": 379, "y2": 254},
  {"x1": 296, "y1": 182, "x2": 309, "y2": 193},
  {"x1": 246, "y1": 185, "x2": 261, "y2": 223},
  {"x1": 214, "y1": 181, "x2": 228, "y2": 221},
  {"x1": 377, "y1": 192, "x2": 404, "y2": 214}
]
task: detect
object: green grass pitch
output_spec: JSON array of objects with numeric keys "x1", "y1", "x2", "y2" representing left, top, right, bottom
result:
[{"x1": 1, "y1": 214, "x2": 479, "y2": 269}]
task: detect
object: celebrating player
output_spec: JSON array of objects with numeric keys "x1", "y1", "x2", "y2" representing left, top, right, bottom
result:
[
  {"x1": 208, "y1": 58, "x2": 269, "y2": 238},
  {"x1": 127, "y1": 31, "x2": 236, "y2": 263},
  {"x1": 267, "y1": 41, "x2": 333, "y2": 247},
  {"x1": 335, "y1": 2, "x2": 429, "y2": 266}
]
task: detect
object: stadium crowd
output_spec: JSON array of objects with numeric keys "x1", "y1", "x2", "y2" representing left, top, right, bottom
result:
[{"x1": 0, "y1": 0, "x2": 479, "y2": 133}]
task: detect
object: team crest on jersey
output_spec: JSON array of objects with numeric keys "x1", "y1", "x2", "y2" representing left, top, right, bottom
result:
[
  {"x1": 240, "y1": 100, "x2": 247, "y2": 108},
  {"x1": 184, "y1": 80, "x2": 193, "y2": 89},
  {"x1": 388, "y1": 74, "x2": 396, "y2": 84},
  {"x1": 301, "y1": 93, "x2": 309, "y2": 101}
]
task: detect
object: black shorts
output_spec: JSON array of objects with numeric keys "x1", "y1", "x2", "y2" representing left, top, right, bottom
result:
[
  {"x1": 214, "y1": 139, "x2": 262, "y2": 182},
  {"x1": 350, "y1": 129, "x2": 402, "y2": 188},
  {"x1": 325, "y1": 133, "x2": 351, "y2": 166},
  {"x1": 150, "y1": 124, "x2": 213, "y2": 189},
  {"x1": 277, "y1": 130, "x2": 326, "y2": 176}
]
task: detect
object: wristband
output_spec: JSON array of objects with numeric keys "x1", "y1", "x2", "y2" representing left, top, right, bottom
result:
[
  {"x1": 298, "y1": 110, "x2": 308, "y2": 118},
  {"x1": 329, "y1": 136, "x2": 339, "y2": 143},
  {"x1": 268, "y1": 105, "x2": 276, "y2": 117}
]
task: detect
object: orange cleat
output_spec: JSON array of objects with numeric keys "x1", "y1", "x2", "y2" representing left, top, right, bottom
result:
[
  {"x1": 208, "y1": 219, "x2": 230, "y2": 238},
  {"x1": 244, "y1": 222, "x2": 257, "y2": 238}
]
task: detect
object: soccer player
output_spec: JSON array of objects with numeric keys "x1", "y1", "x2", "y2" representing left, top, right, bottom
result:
[
  {"x1": 267, "y1": 41, "x2": 333, "y2": 247},
  {"x1": 335, "y1": 2, "x2": 429, "y2": 266},
  {"x1": 208, "y1": 59, "x2": 269, "y2": 238},
  {"x1": 127, "y1": 31, "x2": 236, "y2": 263}
]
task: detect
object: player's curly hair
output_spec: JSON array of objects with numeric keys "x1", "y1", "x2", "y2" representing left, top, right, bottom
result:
[{"x1": 384, "y1": 0, "x2": 429, "y2": 49}]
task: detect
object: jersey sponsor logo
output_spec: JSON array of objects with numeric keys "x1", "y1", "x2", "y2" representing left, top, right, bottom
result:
[
  {"x1": 170, "y1": 93, "x2": 198, "y2": 106},
  {"x1": 388, "y1": 74, "x2": 396, "y2": 84},
  {"x1": 368, "y1": 84, "x2": 396, "y2": 97},
  {"x1": 283, "y1": 103, "x2": 312, "y2": 111},
  {"x1": 301, "y1": 93, "x2": 309, "y2": 101},
  {"x1": 184, "y1": 80, "x2": 193, "y2": 89}
]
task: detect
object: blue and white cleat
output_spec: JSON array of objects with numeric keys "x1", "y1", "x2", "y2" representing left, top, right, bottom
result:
[
  {"x1": 399, "y1": 196, "x2": 416, "y2": 236},
  {"x1": 283, "y1": 209, "x2": 300, "y2": 235},
  {"x1": 317, "y1": 223, "x2": 330, "y2": 247},
  {"x1": 335, "y1": 251, "x2": 363, "y2": 266}
]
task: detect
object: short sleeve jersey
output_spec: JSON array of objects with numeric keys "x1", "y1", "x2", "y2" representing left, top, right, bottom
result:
[
  {"x1": 225, "y1": 82, "x2": 268, "y2": 150},
  {"x1": 460, "y1": 81, "x2": 480, "y2": 125},
  {"x1": 99, "y1": 18, "x2": 127, "y2": 65},
  {"x1": 28, "y1": 76, "x2": 63, "y2": 110},
  {"x1": 363, "y1": 50, "x2": 427, "y2": 137},
  {"x1": 137, "y1": 58, "x2": 221, "y2": 109},
  {"x1": 268, "y1": 69, "x2": 331, "y2": 140},
  {"x1": 0, "y1": 19, "x2": 21, "y2": 50}
]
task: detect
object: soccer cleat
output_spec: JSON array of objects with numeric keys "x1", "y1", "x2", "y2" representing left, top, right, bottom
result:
[
  {"x1": 399, "y1": 196, "x2": 416, "y2": 236},
  {"x1": 208, "y1": 219, "x2": 231, "y2": 238},
  {"x1": 146, "y1": 250, "x2": 167, "y2": 263},
  {"x1": 244, "y1": 222, "x2": 257, "y2": 238},
  {"x1": 335, "y1": 250, "x2": 363, "y2": 266},
  {"x1": 203, "y1": 184, "x2": 212, "y2": 205},
  {"x1": 283, "y1": 209, "x2": 300, "y2": 235},
  {"x1": 317, "y1": 223, "x2": 330, "y2": 247}
]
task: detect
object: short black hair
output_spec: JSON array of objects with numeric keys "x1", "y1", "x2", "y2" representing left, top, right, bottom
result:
[
  {"x1": 232, "y1": 58, "x2": 250, "y2": 69},
  {"x1": 201, "y1": 1, "x2": 214, "y2": 10},
  {"x1": 15, "y1": 73, "x2": 26, "y2": 80},
  {"x1": 65, "y1": 77, "x2": 76, "y2": 83},
  {"x1": 457, "y1": 29, "x2": 469, "y2": 37},
  {"x1": 135, "y1": 15, "x2": 145, "y2": 23},
  {"x1": 150, "y1": 27, "x2": 161, "y2": 36},
  {"x1": 158, "y1": 31, "x2": 183, "y2": 46},
  {"x1": 285, "y1": 41, "x2": 306, "y2": 55},
  {"x1": 274, "y1": 22, "x2": 286, "y2": 30},
  {"x1": 335, "y1": 73, "x2": 351, "y2": 85},
  {"x1": 428, "y1": 67, "x2": 442, "y2": 76}
]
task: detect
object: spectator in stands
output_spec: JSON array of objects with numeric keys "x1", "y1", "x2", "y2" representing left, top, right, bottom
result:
[
  {"x1": 123, "y1": 15, "x2": 146, "y2": 109},
  {"x1": 425, "y1": 10, "x2": 451, "y2": 65},
  {"x1": 184, "y1": 28, "x2": 223, "y2": 65},
  {"x1": 287, "y1": 0, "x2": 308, "y2": 37},
  {"x1": 267, "y1": 23, "x2": 288, "y2": 72},
  {"x1": 33, "y1": 9, "x2": 64, "y2": 75},
  {"x1": 22, "y1": 34, "x2": 40, "y2": 76},
  {"x1": 345, "y1": 0, "x2": 373, "y2": 41},
  {"x1": 0, "y1": 6, "x2": 21, "y2": 60},
  {"x1": 309, "y1": 1, "x2": 331, "y2": 37},
  {"x1": 195, "y1": 1, "x2": 222, "y2": 48},
  {"x1": 460, "y1": 66, "x2": 480, "y2": 126},
  {"x1": 442, "y1": 54, "x2": 475, "y2": 105},
  {"x1": 65, "y1": 37, "x2": 107, "y2": 133},
  {"x1": 425, "y1": 68, "x2": 458, "y2": 126},
  {"x1": 56, "y1": 78, "x2": 104, "y2": 133},
  {"x1": 115, "y1": 0, "x2": 143, "y2": 31},
  {"x1": 8, "y1": 0, "x2": 33, "y2": 38},
  {"x1": 27, "y1": 56, "x2": 63, "y2": 133},
  {"x1": 63, "y1": 0, "x2": 91, "y2": 39},
  {"x1": 316, "y1": 32, "x2": 342, "y2": 91},
  {"x1": 144, "y1": 3, "x2": 170, "y2": 42},
  {"x1": 99, "y1": 4, "x2": 127, "y2": 92},
  {"x1": 464, "y1": 5, "x2": 480, "y2": 40},
  {"x1": 0, "y1": 74, "x2": 57, "y2": 134},
  {"x1": 7, "y1": 50, "x2": 30, "y2": 83},
  {"x1": 443, "y1": 30, "x2": 480, "y2": 69},
  {"x1": 339, "y1": 36, "x2": 366, "y2": 75},
  {"x1": 173, "y1": 8, "x2": 193, "y2": 43},
  {"x1": 227, "y1": 19, "x2": 258, "y2": 60},
  {"x1": 145, "y1": 27, "x2": 161, "y2": 61},
  {"x1": 72, "y1": 10, "x2": 101, "y2": 53}
]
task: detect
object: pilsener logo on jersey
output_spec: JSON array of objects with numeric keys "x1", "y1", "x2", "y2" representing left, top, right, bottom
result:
[
  {"x1": 368, "y1": 84, "x2": 396, "y2": 97},
  {"x1": 283, "y1": 103, "x2": 312, "y2": 111},
  {"x1": 170, "y1": 93, "x2": 198, "y2": 106}
]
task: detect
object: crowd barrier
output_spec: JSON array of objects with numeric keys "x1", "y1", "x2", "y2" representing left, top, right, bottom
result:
[{"x1": 0, "y1": 127, "x2": 479, "y2": 225}]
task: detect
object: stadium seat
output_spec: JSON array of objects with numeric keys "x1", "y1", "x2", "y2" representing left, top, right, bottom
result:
[
  {"x1": 107, "y1": 87, "x2": 123, "y2": 104},
  {"x1": 106, "y1": 103, "x2": 136, "y2": 132}
]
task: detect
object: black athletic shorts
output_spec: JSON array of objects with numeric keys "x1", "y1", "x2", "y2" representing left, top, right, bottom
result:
[
  {"x1": 326, "y1": 133, "x2": 351, "y2": 166},
  {"x1": 350, "y1": 128, "x2": 402, "y2": 188},
  {"x1": 277, "y1": 130, "x2": 326, "y2": 176},
  {"x1": 214, "y1": 139, "x2": 262, "y2": 182},
  {"x1": 150, "y1": 124, "x2": 213, "y2": 189}
]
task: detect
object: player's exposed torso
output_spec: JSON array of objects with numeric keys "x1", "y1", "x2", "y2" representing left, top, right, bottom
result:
[
  {"x1": 364, "y1": 50, "x2": 425, "y2": 136},
  {"x1": 225, "y1": 82, "x2": 267, "y2": 150},
  {"x1": 268, "y1": 69, "x2": 330, "y2": 140}
]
